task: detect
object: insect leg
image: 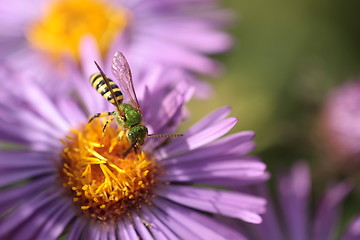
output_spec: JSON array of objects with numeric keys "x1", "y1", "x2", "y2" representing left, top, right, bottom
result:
[
  {"x1": 122, "y1": 140, "x2": 137, "y2": 158},
  {"x1": 88, "y1": 111, "x2": 115, "y2": 123},
  {"x1": 102, "y1": 120, "x2": 110, "y2": 132},
  {"x1": 101, "y1": 118, "x2": 114, "y2": 141}
]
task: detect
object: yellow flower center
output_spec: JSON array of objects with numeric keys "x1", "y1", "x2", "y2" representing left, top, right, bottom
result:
[
  {"x1": 27, "y1": 0, "x2": 128, "y2": 61},
  {"x1": 60, "y1": 119, "x2": 158, "y2": 221}
]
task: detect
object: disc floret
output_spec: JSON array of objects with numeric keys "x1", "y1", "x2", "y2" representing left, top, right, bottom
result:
[
  {"x1": 27, "y1": 0, "x2": 128, "y2": 60},
  {"x1": 60, "y1": 119, "x2": 158, "y2": 221}
]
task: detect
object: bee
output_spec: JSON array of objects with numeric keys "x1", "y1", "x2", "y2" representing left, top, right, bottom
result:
[{"x1": 89, "y1": 51, "x2": 182, "y2": 157}]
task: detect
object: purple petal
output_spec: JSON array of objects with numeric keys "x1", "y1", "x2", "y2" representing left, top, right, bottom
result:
[
  {"x1": 191, "y1": 174, "x2": 270, "y2": 187},
  {"x1": 342, "y1": 215, "x2": 360, "y2": 240},
  {"x1": 159, "y1": 131, "x2": 256, "y2": 164},
  {"x1": 94, "y1": 224, "x2": 116, "y2": 240},
  {"x1": 160, "y1": 116, "x2": 237, "y2": 157},
  {"x1": 0, "y1": 151, "x2": 54, "y2": 169},
  {"x1": 0, "y1": 125, "x2": 29, "y2": 145},
  {"x1": 244, "y1": 184, "x2": 286, "y2": 240},
  {"x1": 4, "y1": 108, "x2": 65, "y2": 140},
  {"x1": 21, "y1": 199, "x2": 73, "y2": 240},
  {"x1": 139, "y1": 25, "x2": 232, "y2": 53},
  {"x1": 88, "y1": 224, "x2": 101, "y2": 240},
  {"x1": 0, "y1": 167, "x2": 54, "y2": 187},
  {"x1": 23, "y1": 83, "x2": 71, "y2": 133},
  {"x1": 161, "y1": 156, "x2": 266, "y2": 184},
  {"x1": 142, "y1": 81, "x2": 187, "y2": 136},
  {"x1": 157, "y1": 185, "x2": 265, "y2": 223},
  {"x1": 56, "y1": 97, "x2": 88, "y2": 128},
  {"x1": 0, "y1": 191, "x2": 60, "y2": 237},
  {"x1": 9, "y1": 200, "x2": 67, "y2": 240},
  {"x1": 0, "y1": 120, "x2": 61, "y2": 150},
  {"x1": 0, "y1": 175, "x2": 54, "y2": 214},
  {"x1": 153, "y1": 197, "x2": 248, "y2": 239},
  {"x1": 69, "y1": 60, "x2": 110, "y2": 115},
  {"x1": 79, "y1": 36, "x2": 102, "y2": 77},
  {"x1": 149, "y1": 202, "x2": 247, "y2": 240},
  {"x1": 0, "y1": 0, "x2": 43, "y2": 32},
  {"x1": 164, "y1": 156, "x2": 265, "y2": 174},
  {"x1": 161, "y1": 164, "x2": 266, "y2": 183},
  {"x1": 134, "y1": 37, "x2": 222, "y2": 75},
  {"x1": 36, "y1": 203, "x2": 75, "y2": 240},
  {"x1": 312, "y1": 181, "x2": 353, "y2": 240},
  {"x1": 131, "y1": 212, "x2": 155, "y2": 240},
  {"x1": 133, "y1": 0, "x2": 219, "y2": 11},
  {"x1": 65, "y1": 218, "x2": 86, "y2": 240},
  {"x1": 277, "y1": 162, "x2": 311, "y2": 240},
  {"x1": 117, "y1": 219, "x2": 132, "y2": 240},
  {"x1": 184, "y1": 106, "x2": 231, "y2": 135},
  {"x1": 99, "y1": 227, "x2": 108, "y2": 240},
  {"x1": 140, "y1": 206, "x2": 179, "y2": 239},
  {"x1": 122, "y1": 217, "x2": 139, "y2": 240},
  {"x1": 145, "y1": 205, "x2": 198, "y2": 239},
  {"x1": 108, "y1": 225, "x2": 117, "y2": 240}
]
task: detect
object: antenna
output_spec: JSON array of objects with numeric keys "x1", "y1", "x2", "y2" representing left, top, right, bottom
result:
[{"x1": 148, "y1": 133, "x2": 183, "y2": 138}]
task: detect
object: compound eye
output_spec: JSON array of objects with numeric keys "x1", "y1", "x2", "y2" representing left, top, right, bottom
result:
[{"x1": 127, "y1": 132, "x2": 135, "y2": 142}]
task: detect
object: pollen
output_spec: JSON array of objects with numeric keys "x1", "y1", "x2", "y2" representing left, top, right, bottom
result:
[
  {"x1": 60, "y1": 119, "x2": 158, "y2": 221},
  {"x1": 27, "y1": 0, "x2": 128, "y2": 61}
]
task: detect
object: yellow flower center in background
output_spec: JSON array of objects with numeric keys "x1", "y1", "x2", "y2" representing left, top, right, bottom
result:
[
  {"x1": 27, "y1": 0, "x2": 128, "y2": 60},
  {"x1": 60, "y1": 119, "x2": 158, "y2": 221}
]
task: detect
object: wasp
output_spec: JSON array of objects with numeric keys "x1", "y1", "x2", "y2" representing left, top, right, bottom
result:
[{"x1": 89, "y1": 51, "x2": 182, "y2": 157}]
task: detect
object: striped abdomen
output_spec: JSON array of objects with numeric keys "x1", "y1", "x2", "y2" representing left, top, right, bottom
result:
[{"x1": 90, "y1": 73, "x2": 123, "y2": 105}]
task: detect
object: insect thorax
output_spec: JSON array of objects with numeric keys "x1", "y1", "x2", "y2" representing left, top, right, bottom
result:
[{"x1": 116, "y1": 103, "x2": 142, "y2": 127}]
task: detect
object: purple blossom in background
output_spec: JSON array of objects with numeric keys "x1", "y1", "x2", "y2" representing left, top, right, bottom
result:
[
  {"x1": 0, "y1": 59, "x2": 267, "y2": 239},
  {"x1": 342, "y1": 216, "x2": 360, "y2": 240},
  {"x1": 320, "y1": 80, "x2": 360, "y2": 165},
  {"x1": 78, "y1": 37, "x2": 213, "y2": 100},
  {"x1": 240, "y1": 162, "x2": 359, "y2": 240},
  {"x1": 0, "y1": 0, "x2": 232, "y2": 97}
]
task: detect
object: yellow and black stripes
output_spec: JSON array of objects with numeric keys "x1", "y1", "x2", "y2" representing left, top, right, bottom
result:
[
  {"x1": 90, "y1": 73, "x2": 123, "y2": 105},
  {"x1": 88, "y1": 111, "x2": 115, "y2": 123}
]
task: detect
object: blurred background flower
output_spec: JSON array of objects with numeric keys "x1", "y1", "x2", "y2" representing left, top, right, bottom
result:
[
  {"x1": 188, "y1": 0, "x2": 360, "y2": 155},
  {"x1": 239, "y1": 162, "x2": 359, "y2": 240},
  {"x1": 0, "y1": 0, "x2": 232, "y2": 92},
  {"x1": 318, "y1": 80, "x2": 360, "y2": 169},
  {"x1": 185, "y1": 0, "x2": 360, "y2": 223}
]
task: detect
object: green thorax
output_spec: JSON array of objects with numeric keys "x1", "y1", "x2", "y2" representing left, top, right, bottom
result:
[{"x1": 116, "y1": 103, "x2": 142, "y2": 127}]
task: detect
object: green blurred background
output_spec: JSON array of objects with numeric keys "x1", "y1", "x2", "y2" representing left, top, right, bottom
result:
[
  {"x1": 189, "y1": 0, "x2": 360, "y2": 170},
  {"x1": 188, "y1": 0, "x2": 360, "y2": 229}
]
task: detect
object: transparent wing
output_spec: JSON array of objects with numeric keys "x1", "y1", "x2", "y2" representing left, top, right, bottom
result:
[{"x1": 111, "y1": 51, "x2": 141, "y2": 112}]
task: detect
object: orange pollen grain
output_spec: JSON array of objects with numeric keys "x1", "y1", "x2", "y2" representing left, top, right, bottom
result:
[{"x1": 60, "y1": 119, "x2": 158, "y2": 221}]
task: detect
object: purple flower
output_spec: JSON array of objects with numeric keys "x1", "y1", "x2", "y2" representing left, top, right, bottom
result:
[
  {"x1": 0, "y1": 0, "x2": 232, "y2": 80},
  {"x1": 320, "y1": 80, "x2": 360, "y2": 165},
  {"x1": 240, "y1": 162, "x2": 358, "y2": 240},
  {"x1": 0, "y1": 60, "x2": 267, "y2": 239},
  {"x1": 342, "y1": 215, "x2": 360, "y2": 240}
]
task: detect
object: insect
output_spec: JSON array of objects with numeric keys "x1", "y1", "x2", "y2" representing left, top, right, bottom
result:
[{"x1": 89, "y1": 51, "x2": 182, "y2": 157}]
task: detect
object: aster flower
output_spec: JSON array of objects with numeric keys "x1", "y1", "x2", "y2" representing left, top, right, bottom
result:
[
  {"x1": 342, "y1": 215, "x2": 360, "y2": 240},
  {"x1": 0, "y1": 0, "x2": 232, "y2": 83},
  {"x1": 0, "y1": 58, "x2": 267, "y2": 239},
  {"x1": 319, "y1": 80, "x2": 360, "y2": 166},
  {"x1": 240, "y1": 162, "x2": 359, "y2": 240}
]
